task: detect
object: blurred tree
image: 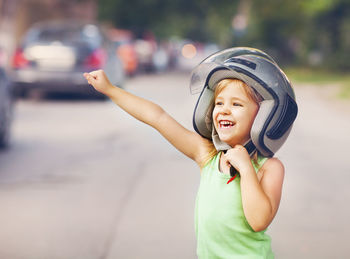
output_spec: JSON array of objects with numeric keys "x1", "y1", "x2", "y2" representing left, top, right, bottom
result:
[
  {"x1": 98, "y1": 0, "x2": 239, "y2": 45},
  {"x1": 243, "y1": 0, "x2": 309, "y2": 64},
  {"x1": 307, "y1": 0, "x2": 350, "y2": 70},
  {"x1": 235, "y1": 0, "x2": 350, "y2": 69},
  {"x1": 98, "y1": 0, "x2": 350, "y2": 70}
]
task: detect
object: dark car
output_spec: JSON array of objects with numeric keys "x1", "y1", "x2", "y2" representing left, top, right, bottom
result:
[
  {"x1": 11, "y1": 20, "x2": 125, "y2": 98},
  {"x1": 0, "y1": 67, "x2": 13, "y2": 149}
]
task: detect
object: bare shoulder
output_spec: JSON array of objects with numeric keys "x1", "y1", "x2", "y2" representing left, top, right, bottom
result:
[
  {"x1": 262, "y1": 157, "x2": 285, "y2": 175},
  {"x1": 259, "y1": 157, "x2": 285, "y2": 185},
  {"x1": 259, "y1": 157, "x2": 285, "y2": 214}
]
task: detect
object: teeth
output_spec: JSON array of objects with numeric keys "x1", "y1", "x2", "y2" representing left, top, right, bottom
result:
[{"x1": 219, "y1": 121, "x2": 234, "y2": 127}]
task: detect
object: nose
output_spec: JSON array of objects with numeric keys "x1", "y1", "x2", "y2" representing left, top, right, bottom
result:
[{"x1": 220, "y1": 103, "x2": 231, "y2": 115}]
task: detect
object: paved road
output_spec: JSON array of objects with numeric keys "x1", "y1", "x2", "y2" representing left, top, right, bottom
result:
[{"x1": 0, "y1": 72, "x2": 349, "y2": 259}]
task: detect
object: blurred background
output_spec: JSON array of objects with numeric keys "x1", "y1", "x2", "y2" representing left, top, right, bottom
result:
[
  {"x1": 0, "y1": 0, "x2": 350, "y2": 258},
  {"x1": 1, "y1": 0, "x2": 350, "y2": 73}
]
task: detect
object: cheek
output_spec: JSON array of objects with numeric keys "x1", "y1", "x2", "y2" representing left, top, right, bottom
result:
[
  {"x1": 212, "y1": 114, "x2": 217, "y2": 129},
  {"x1": 248, "y1": 102, "x2": 259, "y2": 117},
  {"x1": 247, "y1": 108, "x2": 259, "y2": 127},
  {"x1": 212, "y1": 108, "x2": 218, "y2": 122},
  {"x1": 252, "y1": 106, "x2": 259, "y2": 121},
  {"x1": 211, "y1": 109, "x2": 220, "y2": 130}
]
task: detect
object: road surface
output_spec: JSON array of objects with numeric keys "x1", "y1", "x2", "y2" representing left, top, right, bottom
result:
[{"x1": 0, "y1": 72, "x2": 349, "y2": 258}]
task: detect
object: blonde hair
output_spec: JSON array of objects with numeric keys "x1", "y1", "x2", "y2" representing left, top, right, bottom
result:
[{"x1": 200, "y1": 78, "x2": 262, "y2": 169}]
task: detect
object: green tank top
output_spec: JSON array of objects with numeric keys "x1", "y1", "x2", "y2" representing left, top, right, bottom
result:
[{"x1": 195, "y1": 152, "x2": 274, "y2": 259}]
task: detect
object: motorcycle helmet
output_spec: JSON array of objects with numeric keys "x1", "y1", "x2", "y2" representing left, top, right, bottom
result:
[{"x1": 190, "y1": 47, "x2": 298, "y2": 157}]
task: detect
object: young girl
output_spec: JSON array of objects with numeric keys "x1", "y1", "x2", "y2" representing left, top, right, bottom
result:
[{"x1": 83, "y1": 47, "x2": 298, "y2": 258}]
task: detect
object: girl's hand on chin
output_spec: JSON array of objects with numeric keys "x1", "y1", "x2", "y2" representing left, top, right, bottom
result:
[{"x1": 224, "y1": 145, "x2": 252, "y2": 174}]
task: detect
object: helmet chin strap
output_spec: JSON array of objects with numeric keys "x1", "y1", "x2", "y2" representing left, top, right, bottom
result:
[
  {"x1": 212, "y1": 124, "x2": 257, "y2": 184},
  {"x1": 212, "y1": 126, "x2": 232, "y2": 151},
  {"x1": 212, "y1": 124, "x2": 256, "y2": 155}
]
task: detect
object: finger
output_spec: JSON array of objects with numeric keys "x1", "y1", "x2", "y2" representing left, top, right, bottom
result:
[
  {"x1": 84, "y1": 72, "x2": 93, "y2": 80},
  {"x1": 223, "y1": 153, "x2": 231, "y2": 164},
  {"x1": 234, "y1": 144, "x2": 246, "y2": 151},
  {"x1": 88, "y1": 70, "x2": 101, "y2": 79},
  {"x1": 84, "y1": 75, "x2": 94, "y2": 85}
]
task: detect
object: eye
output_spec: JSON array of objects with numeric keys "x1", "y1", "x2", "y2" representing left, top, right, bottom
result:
[
  {"x1": 215, "y1": 101, "x2": 223, "y2": 106},
  {"x1": 233, "y1": 102, "x2": 242, "y2": 107}
]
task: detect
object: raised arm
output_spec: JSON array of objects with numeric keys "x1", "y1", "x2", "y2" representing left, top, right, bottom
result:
[{"x1": 84, "y1": 70, "x2": 211, "y2": 166}]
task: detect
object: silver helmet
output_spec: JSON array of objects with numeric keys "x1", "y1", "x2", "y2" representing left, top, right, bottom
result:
[{"x1": 191, "y1": 47, "x2": 298, "y2": 157}]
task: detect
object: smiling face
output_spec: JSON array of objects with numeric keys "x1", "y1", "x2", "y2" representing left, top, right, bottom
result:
[{"x1": 212, "y1": 79, "x2": 260, "y2": 147}]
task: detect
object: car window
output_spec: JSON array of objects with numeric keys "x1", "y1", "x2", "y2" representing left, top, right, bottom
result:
[{"x1": 23, "y1": 24, "x2": 102, "y2": 49}]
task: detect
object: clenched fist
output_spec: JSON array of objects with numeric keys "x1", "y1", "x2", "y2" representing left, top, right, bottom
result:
[
  {"x1": 223, "y1": 145, "x2": 252, "y2": 175},
  {"x1": 83, "y1": 70, "x2": 114, "y2": 95}
]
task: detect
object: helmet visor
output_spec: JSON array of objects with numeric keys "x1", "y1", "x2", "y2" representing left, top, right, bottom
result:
[{"x1": 189, "y1": 62, "x2": 221, "y2": 94}]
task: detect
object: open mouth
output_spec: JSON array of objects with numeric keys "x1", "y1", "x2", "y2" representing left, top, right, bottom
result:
[{"x1": 219, "y1": 120, "x2": 235, "y2": 129}]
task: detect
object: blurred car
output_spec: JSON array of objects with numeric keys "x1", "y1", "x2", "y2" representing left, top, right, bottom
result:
[
  {"x1": 152, "y1": 43, "x2": 171, "y2": 72},
  {"x1": 108, "y1": 28, "x2": 139, "y2": 76},
  {"x1": 0, "y1": 66, "x2": 14, "y2": 149},
  {"x1": 116, "y1": 41, "x2": 138, "y2": 76},
  {"x1": 175, "y1": 40, "x2": 220, "y2": 71},
  {"x1": 134, "y1": 39, "x2": 156, "y2": 72},
  {"x1": 11, "y1": 20, "x2": 125, "y2": 98}
]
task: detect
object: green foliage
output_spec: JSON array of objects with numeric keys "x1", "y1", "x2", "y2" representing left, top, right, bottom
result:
[
  {"x1": 300, "y1": 0, "x2": 340, "y2": 16},
  {"x1": 98, "y1": 0, "x2": 350, "y2": 70},
  {"x1": 98, "y1": 0, "x2": 238, "y2": 42},
  {"x1": 286, "y1": 67, "x2": 350, "y2": 84}
]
